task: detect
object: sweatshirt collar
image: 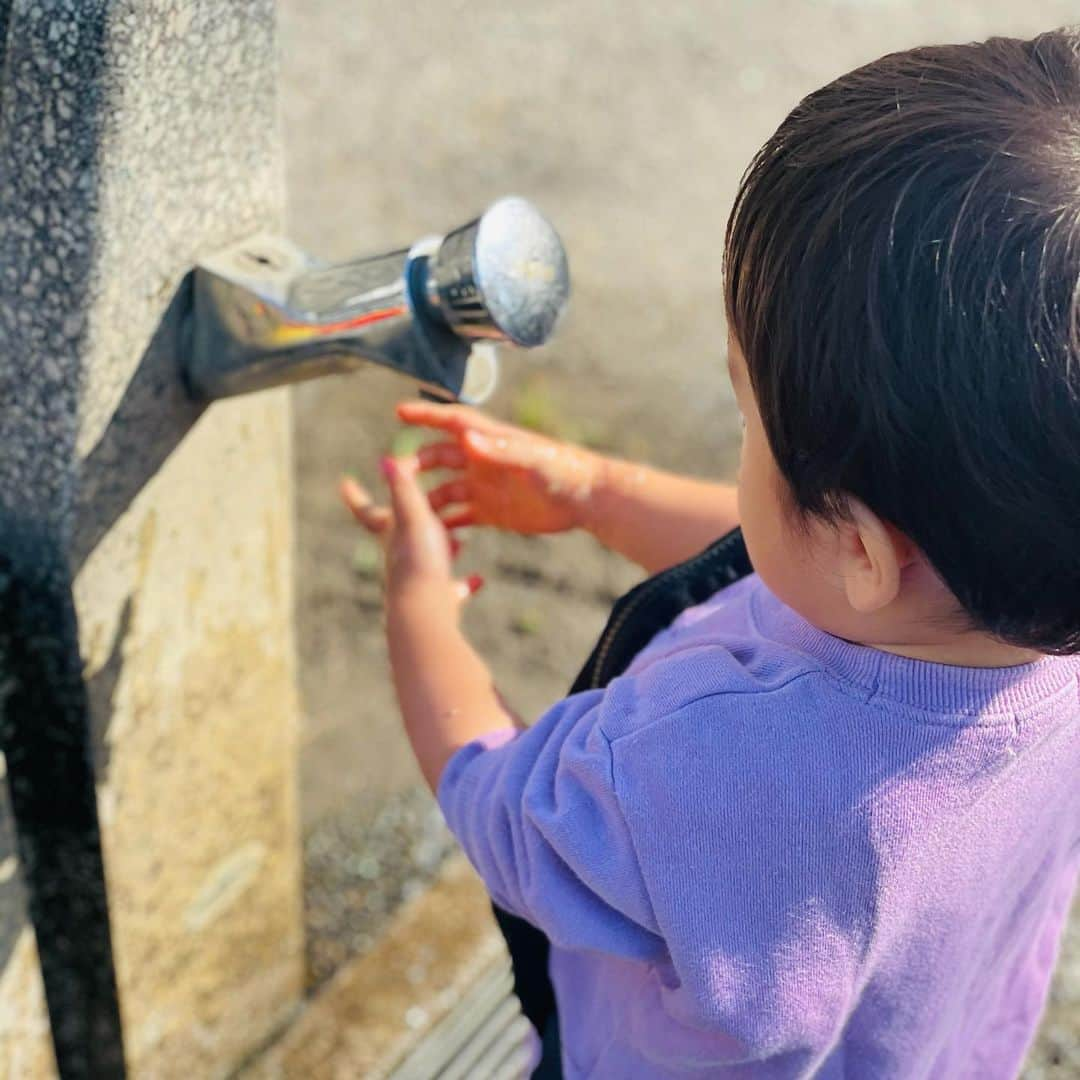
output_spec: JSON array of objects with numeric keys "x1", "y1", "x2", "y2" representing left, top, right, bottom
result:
[{"x1": 751, "y1": 579, "x2": 1080, "y2": 718}]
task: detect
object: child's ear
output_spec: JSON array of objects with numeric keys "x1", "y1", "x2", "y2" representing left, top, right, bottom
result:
[{"x1": 836, "y1": 497, "x2": 918, "y2": 614}]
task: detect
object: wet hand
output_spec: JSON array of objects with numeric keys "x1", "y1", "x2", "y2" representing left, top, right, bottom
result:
[
  {"x1": 396, "y1": 400, "x2": 601, "y2": 535},
  {"x1": 340, "y1": 456, "x2": 482, "y2": 613}
]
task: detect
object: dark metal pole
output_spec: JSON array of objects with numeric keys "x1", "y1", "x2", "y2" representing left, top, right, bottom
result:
[{"x1": 0, "y1": 517, "x2": 126, "y2": 1079}]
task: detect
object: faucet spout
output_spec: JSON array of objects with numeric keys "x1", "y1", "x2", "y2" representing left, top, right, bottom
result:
[{"x1": 183, "y1": 197, "x2": 570, "y2": 403}]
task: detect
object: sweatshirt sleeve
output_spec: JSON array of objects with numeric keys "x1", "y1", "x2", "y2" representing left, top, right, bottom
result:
[{"x1": 437, "y1": 688, "x2": 665, "y2": 963}]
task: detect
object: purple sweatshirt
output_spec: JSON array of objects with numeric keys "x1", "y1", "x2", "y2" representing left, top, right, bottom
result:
[{"x1": 438, "y1": 575, "x2": 1080, "y2": 1078}]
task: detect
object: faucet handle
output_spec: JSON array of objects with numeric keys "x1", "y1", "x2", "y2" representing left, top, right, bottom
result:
[{"x1": 424, "y1": 196, "x2": 570, "y2": 348}]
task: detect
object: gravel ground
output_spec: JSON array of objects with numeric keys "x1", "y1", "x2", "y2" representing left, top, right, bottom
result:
[
  {"x1": 304, "y1": 787, "x2": 458, "y2": 991},
  {"x1": 1030, "y1": 908, "x2": 1080, "y2": 1077},
  {"x1": 280, "y1": 1, "x2": 1080, "y2": 1072}
]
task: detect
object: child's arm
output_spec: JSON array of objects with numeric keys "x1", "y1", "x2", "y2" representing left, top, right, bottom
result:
[
  {"x1": 398, "y1": 401, "x2": 739, "y2": 574},
  {"x1": 341, "y1": 455, "x2": 664, "y2": 961},
  {"x1": 340, "y1": 456, "x2": 518, "y2": 791},
  {"x1": 584, "y1": 456, "x2": 740, "y2": 574}
]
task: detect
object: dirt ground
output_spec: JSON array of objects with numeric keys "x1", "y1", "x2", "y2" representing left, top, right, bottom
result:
[{"x1": 279, "y1": 0, "x2": 1079, "y2": 1072}]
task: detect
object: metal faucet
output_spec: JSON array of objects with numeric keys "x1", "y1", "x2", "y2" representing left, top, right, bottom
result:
[{"x1": 183, "y1": 196, "x2": 570, "y2": 404}]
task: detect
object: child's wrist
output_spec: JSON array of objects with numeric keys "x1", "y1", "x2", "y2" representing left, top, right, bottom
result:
[
  {"x1": 580, "y1": 452, "x2": 626, "y2": 537},
  {"x1": 386, "y1": 577, "x2": 461, "y2": 622}
]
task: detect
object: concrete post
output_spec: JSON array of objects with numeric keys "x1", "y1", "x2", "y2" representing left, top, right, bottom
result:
[{"x1": 0, "y1": 2, "x2": 301, "y2": 1076}]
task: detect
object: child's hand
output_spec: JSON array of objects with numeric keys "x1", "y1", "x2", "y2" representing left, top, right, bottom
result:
[
  {"x1": 340, "y1": 455, "x2": 482, "y2": 612},
  {"x1": 396, "y1": 401, "x2": 601, "y2": 535}
]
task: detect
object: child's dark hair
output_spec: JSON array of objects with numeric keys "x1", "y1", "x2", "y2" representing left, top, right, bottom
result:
[{"x1": 724, "y1": 27, "x2": 1080, "y2": 655}]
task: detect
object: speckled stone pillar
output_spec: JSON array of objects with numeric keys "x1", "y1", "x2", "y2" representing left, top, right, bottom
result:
[{"x1": 0, "y1": 2, "x2": 301, "y2": 1076}]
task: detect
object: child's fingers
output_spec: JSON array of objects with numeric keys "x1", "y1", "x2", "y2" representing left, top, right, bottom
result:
[
  {"x1": 397, "y1": 400, "x2": 500, "y2": 437},
  {"x1": 339, "y1": 476, "x2": 392, "y2": 535},
  {"x1": 463, "y1": 429, "x2": 532, "y2": 469},
  {"x1": 351, "y1": 504, "x2": 393, "y2": 534},
  {"x1": 396, "y1": 401, "x2": 470, "y2": 434},
  {"x1": 417, "y1": 441, "x2": 467, "y2": 472},
  {"x1": 440, "y1": 507, "x2": 478, "y2": 530},
  {"x1": 452, "y1": 574, "x2": 485, "y2": 602},
  {"x1": 428, "y1": 479, "x2": 470, "y2": 512},
  {"x1": 380, "y1": 454, "x2": 433, "y2": 530}
]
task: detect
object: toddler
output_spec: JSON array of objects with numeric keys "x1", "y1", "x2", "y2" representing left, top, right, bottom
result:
[{"x1": 342, "y1": 27, "x2": 1080, "y2": 1079}]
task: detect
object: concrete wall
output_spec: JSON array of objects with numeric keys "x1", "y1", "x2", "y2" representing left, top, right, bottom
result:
[{"x1": 0, "y1": 3, "x2": 301, "y2": 1075}]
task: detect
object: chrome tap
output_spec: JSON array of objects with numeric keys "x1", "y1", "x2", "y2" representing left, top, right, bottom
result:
[{"x1": 183, "y1": 197, "x2": 570, "y2": 404}]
